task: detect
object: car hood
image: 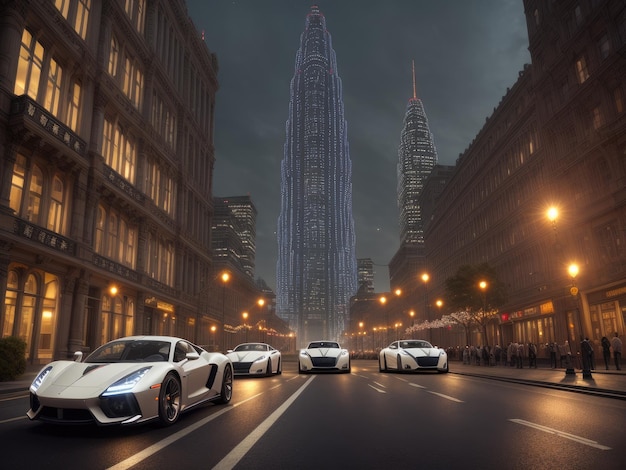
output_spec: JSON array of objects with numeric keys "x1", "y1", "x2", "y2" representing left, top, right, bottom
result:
[
  {"x1": 226, "y1": 351, "x2": 265, "y2": 362},
  {"x1": 305, "y1": 348, "x2": 343, "y2": 358},
  {"x1": 34, "y1": 361, "x2": 161, "y2": 398},
  {"x1": 403, "y1": 347, "x2": 444, "y2": 357}
]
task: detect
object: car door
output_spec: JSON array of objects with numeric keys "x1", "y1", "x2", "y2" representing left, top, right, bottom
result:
[{"x1": 174, "y1": 341, "x2": 209, "y2": 401}]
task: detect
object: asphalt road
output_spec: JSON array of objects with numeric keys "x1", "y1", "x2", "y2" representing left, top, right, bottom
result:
[{"x1": 1, "y1": 360, "x2": 624, "y2": 469}]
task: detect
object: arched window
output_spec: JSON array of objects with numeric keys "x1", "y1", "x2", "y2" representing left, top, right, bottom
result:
[
  {"x1": 2, "y1": 271, "x2": 19, "y2": 337},
  {"x1": 9, "y1": 154, "x2": 26, "y2": 214},
  {"x1": 19, "y1": 274, "x2": 38, "y2": 359},
  {"x1": 95, "y1": 205, "x2": 105, "y2": 253}
]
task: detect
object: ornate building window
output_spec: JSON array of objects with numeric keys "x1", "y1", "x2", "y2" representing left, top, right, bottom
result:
[
  {"x1": 575, "y1": 55, "x2": 589, "y2": 84},
  {"x1": 44, "y1": 58, "x2": 63, "y2": 117},
  {"x1": 14, "y1": 29, "x2": 44, "y2": 98},
  {"x1": 94, "y1": 205, "x2": 137, "y2": 269},
  {"x1": 108, "y1": 36, "x2": 119, "y2": 77},
  {"x1": 125, "y1": 0, "x2": 146, "y2": 34},
  {"x1": 102, "y1": 117, "x2": 137, "y2": 183}
]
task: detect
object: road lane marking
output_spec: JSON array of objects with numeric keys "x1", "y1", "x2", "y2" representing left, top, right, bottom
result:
[
  {"x1": 509, "y1": 419, "x2": 611, "y2": 450},
  {"x1": 106, "y1": 386, "x2": 281, "y2": 470},
  {"x1": 367, "y1": 384, "x2": 386, "y2": 393},
  {"x1": 213, "y1": 376, "x2": 316, "y2": 469},
  {"x1": 0, "y1": 416, "x2": 28, "y2": 424},
  {"x1": 426, "y1": 391, "x2": 463, "y2": 402},
  {"x1": 372, "y1": 381, "x2": 386, "y2": 388},
  {"x1": 0, "y1": 394, "x2": 28, "y2": 402},
  {"x1": 409, "y1": 383, "x2": 426, "y2": 389}
]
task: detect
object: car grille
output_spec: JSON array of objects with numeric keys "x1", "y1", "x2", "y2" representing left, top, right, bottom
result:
[
  {"x1": 233, "y1": 362, "x2": 253, "y2": 373},
  {"x1": 39, "y1": 406, "x2": 94, "y2": 424},
  {"x1": 417, "y1": 357, "x2": 440, "y2": 367},
  {"x1": 311, "y1": 357, "x2": 337, "y2": 368}
]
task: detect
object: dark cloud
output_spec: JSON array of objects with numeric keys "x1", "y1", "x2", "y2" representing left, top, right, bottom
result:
[{"x1": 186, "y1": 0, "x2": 531, "y2": 291}]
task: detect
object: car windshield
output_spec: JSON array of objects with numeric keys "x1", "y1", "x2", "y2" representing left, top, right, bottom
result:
[
  {"x1": 86, "y1": 340, "x2": 171, "y2": 363},
  {"x1": 308, "y1": 341, "x2": 339, "y2": 349},
  {"x1": 400, "y1": 341, "x2": 433, "y2": 349},
  {"x1": 234, "y1": 343, "x2": 267, "y2": 352}
]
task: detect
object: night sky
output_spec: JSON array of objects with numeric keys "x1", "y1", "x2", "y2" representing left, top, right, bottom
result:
[{"x1": 185, "y1": 0, "x2": 531, "y2": 292}]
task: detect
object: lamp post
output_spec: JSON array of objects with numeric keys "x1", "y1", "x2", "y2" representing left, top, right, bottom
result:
[
  {"x1": 242, "y1": 311, "x2": 249, "y2": 342},
  {"x1": 220, "y1": 271, "x2": 230, "y2": 351},
  {"x1": 421, "y1": 273, "x2": 430, "y2": 342},
  {"x1": 409, "y1": 310, "x2": 415, "y2": 339},
  {"x1": 478, "y1": 280, "x2": 489, "y2": 347},
  {"x1": 379, "y1": 295, "x2": 388, "y2": 345},
  {"x1": 359, "y1": 322, "x2": 364, "y2": 353}
]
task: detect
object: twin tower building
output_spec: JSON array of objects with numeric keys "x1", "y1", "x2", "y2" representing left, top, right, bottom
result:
[{"x1": 276, "y1": 6, "x2": 437, "y2": 344}]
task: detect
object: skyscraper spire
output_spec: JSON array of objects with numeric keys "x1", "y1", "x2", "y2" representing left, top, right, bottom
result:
[
  {"x1": 412, "y1": 59, "x2": 417, "y2": 100},
  {"x1": 397, "y1": 61, "x2": 438, "y2": 247},
  {"x1": 276, "y1": 6, "x2": 357, "y2": 346}
]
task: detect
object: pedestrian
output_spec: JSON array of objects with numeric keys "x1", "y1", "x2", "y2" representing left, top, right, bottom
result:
[
  {"x1": 463, "y1": 345, "x2": 470, "y2": 365},
  {"x1": 601, "y1": 336, "x2": 611, "y2": 370},
  {"x1": 611, "y1": 332, "x2": 622, "y2": 370},
  {"x1": 581, "y1": 337, "x2": 593, "y2": 371},
  {"x1": 549, "y1": 342, "x2": 557, "y2": 368},
  {"x1": 494, "y1": 344, "x2": 502, "y2": 366},
  {"x1": 516, "y1": 342, "x2": 524, "y2": 368},
  {"x1": 528, "y1": 342, "x2": 537, "y2": 368}
]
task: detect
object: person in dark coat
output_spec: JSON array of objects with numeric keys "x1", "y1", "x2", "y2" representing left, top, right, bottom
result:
[{"x1": 601, "y1": 336, "x2": 611, "y2": 370}]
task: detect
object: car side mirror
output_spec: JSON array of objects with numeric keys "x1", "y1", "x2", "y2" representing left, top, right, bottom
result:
[
  {"x1": 73, "y1": 351, "x2": 83, "y2": 362},
  {"x1": 226, "y1": 349, "x2": 234, "y2": 353},
  {"x1": 186, "y1": 351, "x2": 200, "y2": 361}
]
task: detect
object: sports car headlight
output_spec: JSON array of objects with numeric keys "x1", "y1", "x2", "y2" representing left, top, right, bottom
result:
[
  {"x1": 252, "y1": 355, "x2": 267, "y2": 363},
  {"x1": 300, "y1": 350, "x2": 308, "y2": 357},
  {"x1": 340, "y1": 350, "x2": 349, "y2": 356},
  {"x1": 30, "y1": 366, "x2": 52, "y2": 393},
  {"x1": 101, "y1": 367, "x2": 151, "y2": 397}
]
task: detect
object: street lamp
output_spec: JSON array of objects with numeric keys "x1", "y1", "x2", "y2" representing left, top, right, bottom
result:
[
  {"x1": 564, "y1": 263, "x2": 581, "y2": 376},
  {"x1": 242, "y1": 311, "x2": 249, "y2": 342},
  {"x1": 359, "y1": 322, "x2": 364, "y2": 352},
  {"x1": 478, "y1": 280, "x2": 489, "y2": 347},
  {"x1": 220, "y1": 271, "x2": 230, "y2": 351}
]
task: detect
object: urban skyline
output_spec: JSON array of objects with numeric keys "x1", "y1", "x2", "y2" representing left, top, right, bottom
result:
[
  {"x1": 190, "y1": 0, "x2": 531, "y2": 292},
  {"x1": 276, "y1": 6, "x2": 357, "y2": 343}
]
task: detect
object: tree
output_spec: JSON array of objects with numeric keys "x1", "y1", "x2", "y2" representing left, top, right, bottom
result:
[{"x1": 444, "y1": 263, "x2": 507, "y2": 347}]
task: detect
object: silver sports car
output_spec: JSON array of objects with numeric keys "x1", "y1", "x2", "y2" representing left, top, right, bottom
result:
[
  {"x1": 27, "y1": 335, "x2": 233, "y2": 426},
  {"x1": 298, "y1": 340, "x2": 351, "y2": 373},
  {"x1": 379, "y1": 339, "x2": 448, "y2": 373},
  {"x1": 226, "y1": 342, "x2": 282, "y2": 376}
]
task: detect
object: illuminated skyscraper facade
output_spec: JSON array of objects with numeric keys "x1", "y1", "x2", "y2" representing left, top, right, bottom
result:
[
  {"x1": 276, "y1": 6, "x2": 357, "y2": 345},
  {"x1": 397, "y1": 62, "x2": 438, "y2": 247}
]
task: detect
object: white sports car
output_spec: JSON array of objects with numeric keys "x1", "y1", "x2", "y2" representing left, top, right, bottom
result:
[
  {"x1": 379, "y1": 339, "x2": 448, "y2": 373},
  {"x1": 298, "y1": 340, "x2": 351, "y2": 373},
  {"x1": 226, "y1": 342, "x2": 282, "y2": 376},
  {"x1": 27, "y1": 336, "x2": 233, "y2": 426}
]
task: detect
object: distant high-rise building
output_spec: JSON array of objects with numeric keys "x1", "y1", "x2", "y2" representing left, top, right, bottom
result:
[
  {"x1": 357, "y1": 258, "x2": 375, "y2": 294},
  {"x1": 212, "y1": 196, "x2": 257, "y2": 278},
  {"x1": 397, "y1": 61, "x2": 438, "y2": 248},
  {"x1": 276, "y1": 5, "x2": 357, "y2": 345}
]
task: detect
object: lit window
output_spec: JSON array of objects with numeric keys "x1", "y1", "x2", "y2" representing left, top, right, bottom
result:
[
  {"x1": 10, "y1": 154, "x2": 27, "y2": 214},
  {"x1": 47, "y1": 175, "x2": 65, "y2": 233},
  {"x1": 614, "y1": 88, "x2": 624, "y2": 114},
  {"x1": 67, "y1": 80, "x2": 82, "y2": 132},
  {"x1": 592, "y1": 106, "x2": 603, "y2": 130},
  {"x1": 54, "y1": 0, "x2": 70, "y2": 17},
  {"x1": 575, "y1": 56, "x2": 589, "y2": 84},
  {"x1": 74, "y1": 0, "x2": 91, "y2": 40},
  {"x1": 28, "y1": 165, "x2": 43, "y2": 223},
  {"x1": 14, "y1": 29, "x2": 44, "y2": 98},
  {"x1": 108, "y1": 36, "x2": 119, "y2": 77},
  {"x1": 44, "y1": 58, "x2": 63, "y2": 116}
]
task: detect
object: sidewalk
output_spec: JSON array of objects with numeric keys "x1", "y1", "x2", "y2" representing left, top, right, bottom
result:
[{"x1": 450, "y1": 361, "x2": 626, "y2": 400}]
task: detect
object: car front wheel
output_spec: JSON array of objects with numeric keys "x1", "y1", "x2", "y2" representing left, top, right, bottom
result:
[
  {"x1": 158, "y1": 372, "x2": 181, "y2": 426},
  {"x1": 216, "y1": 364, "x2": 233, "y2": 404}
]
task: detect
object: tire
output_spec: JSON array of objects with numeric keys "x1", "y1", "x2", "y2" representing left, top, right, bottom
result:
[
  {"x1": 266, "y1": 360, "x2": 272, "y2": 377},
  {"x1": 277, "y1": 358, "x2": 282, "y2": 375},
  {"x1": 344, "y1": 360, "x2": 351, "y2": 374},
  {"x1": 216, "y1": 364, "x2": 233, "y2": 404},
  {"x1": 298, "y1": 360, "x2": 304, "y2": 374},
  {"x1": 438, "y1": 363, "x2": 449, "y2": 374},
  {"x1": 379, "y1": 356, "x2": 387, "y2": 372},
  {"x1": 397, "y1": 355, "x2": 402, "y2": 371},
  {"x1": 158, "y1": 372, "x2": 181, "y2": 426}
]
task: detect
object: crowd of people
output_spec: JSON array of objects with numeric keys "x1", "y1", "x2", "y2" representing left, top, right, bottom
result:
[{"x1": 449, "y1": 332, "x2": 622, "y2": 370}]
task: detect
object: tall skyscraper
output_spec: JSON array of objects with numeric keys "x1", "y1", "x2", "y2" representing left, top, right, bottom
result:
[
  {"x1": 276, "y1": 6, "x2": 357, "y2": 345},
  {"x1": 212, "y1": 196, "x2": 257, "y2": 279},
  {"x1": 397, "y1": 61, "x2": 438, "y2": 248}
]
